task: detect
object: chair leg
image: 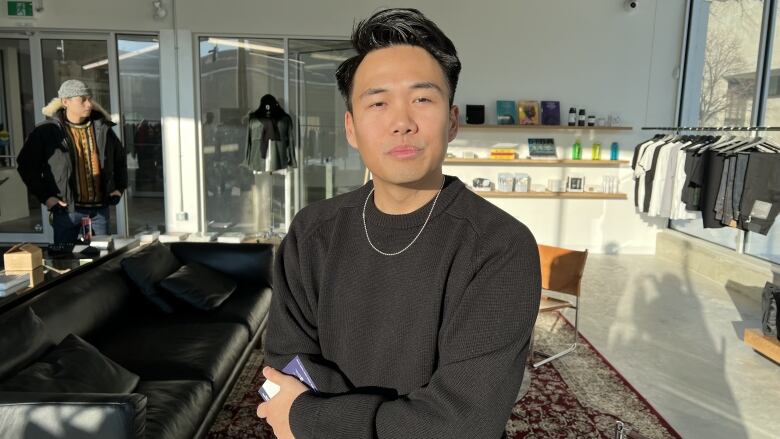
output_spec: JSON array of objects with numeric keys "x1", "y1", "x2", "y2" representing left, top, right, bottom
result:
[
  {"x1": 534, "y1": 302, "x2": 580, "y2": 368},
  {"x1": 533, "y1": 343, "x2": 576, "y2": 368}
]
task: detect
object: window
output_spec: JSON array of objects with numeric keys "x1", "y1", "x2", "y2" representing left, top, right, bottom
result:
[{"x1": 677, "y1": 0, "x2": 780, "y2": 263}]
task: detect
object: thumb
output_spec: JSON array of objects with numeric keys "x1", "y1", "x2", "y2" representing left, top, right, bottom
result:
[
  {"x1": 263, "y1": 366, "x2": 282, "y2": 382},
  {"x1": 58, "y1": 200, "x2": 67, "y2": 206}
]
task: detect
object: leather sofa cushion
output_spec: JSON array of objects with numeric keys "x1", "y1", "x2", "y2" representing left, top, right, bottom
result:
[
  {"x1": 0, "y1": 307, "x2": 53, "y2": 380},
  {"x1": 120, "y1": 241, "x2": 182, "y2": 313},
  {"x1": 134, "y1": 380, "x2": 211, "y2": 439},
  {"x1": 0, "y1": 334, "x2": 139, "y2": 394},
  {"x1": 164, "y1": 285, "x2": 272, "y2": 335},
  {"x1": 30, "y1": 256, "x2": 134, "y2": 343},
  {"x1": 159, "y1": 262, "x2": 237, "y2": 311},
  {"x1": 94, "y1": 322, "x2": 248, "y2": 391}
]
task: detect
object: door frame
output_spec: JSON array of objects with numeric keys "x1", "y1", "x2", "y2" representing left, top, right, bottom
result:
[{"x1": 0, "y1": 30, "x2": 132, "y2": 243}]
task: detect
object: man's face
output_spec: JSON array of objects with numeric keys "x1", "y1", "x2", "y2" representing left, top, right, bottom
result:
[
  {"x1": 62, "y1": 96, "x2": 93, "y2": 121},
  {"x1": 345, "y1": 45, "x2": 459, "y2": 188}
]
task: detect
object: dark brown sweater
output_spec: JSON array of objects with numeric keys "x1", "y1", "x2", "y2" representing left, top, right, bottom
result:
[{"x1": 264, "y1": 176, "x2": 540, "y2": 439}]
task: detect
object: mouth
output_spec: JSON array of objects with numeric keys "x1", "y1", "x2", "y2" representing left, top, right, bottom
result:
[{"x1": 387, "y1": 145, "x2": 423, "y2": 159}]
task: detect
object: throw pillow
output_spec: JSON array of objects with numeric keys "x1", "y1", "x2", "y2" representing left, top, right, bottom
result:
[
  {"x1": 120, "y1": 241, "x2": 182, "y2": 313},
  {"x1": 158, "y1": 262, "x2": 237, "y2": 311},
  {"x1": 0, "y1": 333, "x2": 140, "y2": 394},
  {"x1": 0, "y1": 307, "x2": 53, "y2": 380}
]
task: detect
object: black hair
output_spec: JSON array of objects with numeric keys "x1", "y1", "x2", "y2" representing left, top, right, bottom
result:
[{"x1": 335, "y1": 8, "x2": 461, "y2": 112}]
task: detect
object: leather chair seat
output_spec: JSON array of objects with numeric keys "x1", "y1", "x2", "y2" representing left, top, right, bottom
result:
[
  {"x1": 93, "y1": 322, "x2": 248, "y2": 391},
  {"x1": 134, "y1": 380, "x2": 211, "y2": 439}
]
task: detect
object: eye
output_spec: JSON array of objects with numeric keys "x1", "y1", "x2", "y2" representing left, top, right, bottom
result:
[
  {"x1": 369, "y1": 101, "x2": 386, "y2": 109},
  {"x1": 414, "y1": 96, "x2": 433, "y2": 103}
]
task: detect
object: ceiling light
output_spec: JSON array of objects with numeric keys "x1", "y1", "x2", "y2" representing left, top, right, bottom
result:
[
  {"x1": 207, "y1": 38, "x2": 284, "y2": 54},
  {"x1": 82, "y1": 43, "x2": 159, "y2": 70}
]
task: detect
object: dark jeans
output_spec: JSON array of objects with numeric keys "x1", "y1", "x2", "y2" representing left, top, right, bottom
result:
[{"x1": 51, "y1": 206, "x2": 109, "y2": 244}]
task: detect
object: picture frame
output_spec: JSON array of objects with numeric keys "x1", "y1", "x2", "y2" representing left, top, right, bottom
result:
[{"x1": 566, "y1": 175, "x2": 585, "y2": 192}]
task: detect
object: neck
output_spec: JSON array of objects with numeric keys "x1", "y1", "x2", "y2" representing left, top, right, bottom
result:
[
  {"x1": 372, "y1": 173, "x2": 444, "y2": 215},
  {"x1": 65, "y1": 112, "x2": 87, "y2": 125}
]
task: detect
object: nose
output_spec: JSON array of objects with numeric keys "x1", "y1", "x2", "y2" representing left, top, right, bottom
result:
[{"x1": 390, "y1": 103, "x2": 418, "y2": 136}]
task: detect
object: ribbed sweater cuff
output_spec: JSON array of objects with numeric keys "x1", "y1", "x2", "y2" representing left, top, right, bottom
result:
[
  {"x1": 290, "y1": 391, "x2": 385, "y2": 439},
  {"x1": 290, "y1": 391, "x2": 322, "y2": 439}
]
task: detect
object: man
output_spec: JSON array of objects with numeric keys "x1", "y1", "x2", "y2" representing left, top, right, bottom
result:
[
  {"x1": 258, "y1": 8, "x2": 540, "y2": 439},
  {"x1": 17, "y1": 79, "x2": 127, "y2": 243}
]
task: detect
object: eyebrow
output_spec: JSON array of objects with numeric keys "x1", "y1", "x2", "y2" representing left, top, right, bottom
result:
[{"x1": 359, "y1": 81, "x2": 445, "y2": 100}]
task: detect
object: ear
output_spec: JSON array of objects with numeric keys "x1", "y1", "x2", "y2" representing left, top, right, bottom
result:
[
  {"x1": 345, "y1": 111, "x2": 358, "y2": 150},
  {"x1": 447, "y1": 105, "x2": 459, "y2": 143}
]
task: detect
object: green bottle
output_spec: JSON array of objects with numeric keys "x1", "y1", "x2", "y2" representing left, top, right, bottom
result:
[
  {"x1": 591, "y1": 142, "x2": 601, "y2": 160},
  {"x1": 572, "y1": 139, "x2": 581, "y2": 160}
]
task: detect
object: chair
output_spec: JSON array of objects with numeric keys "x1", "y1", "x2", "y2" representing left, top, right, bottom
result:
[{"x1": 533, "y1": 244, "x2": 588, "y2": 368}]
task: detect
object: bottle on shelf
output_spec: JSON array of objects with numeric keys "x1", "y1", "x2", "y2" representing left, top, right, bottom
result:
[
  {"x1": 577, "y1": 109, "x2": 586, "y2": 126},
  {"x1": 591, "y1": 141, "x2": 602, "y2": 160},
  {"x1": 568, "y1": 107, "x2": 577, "y2": 126},
  {"x1": 610, "y1": 142, "x2": 619, "y2": 160},
  {"x1": 572, "y1": 139, "x2": 582, "y2": 160},
  {"x1": 587, "y1": 115, "x2": 596, "y2": 126}
]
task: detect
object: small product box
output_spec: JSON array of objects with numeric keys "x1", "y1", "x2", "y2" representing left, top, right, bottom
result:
[{"x1": 4, "y1": 243, "x2": 43, "y2": 271}]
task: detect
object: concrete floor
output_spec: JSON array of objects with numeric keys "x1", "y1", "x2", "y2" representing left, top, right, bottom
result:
[{"x1": 557, "y1": 254, "x2": 780, "y2": 439}]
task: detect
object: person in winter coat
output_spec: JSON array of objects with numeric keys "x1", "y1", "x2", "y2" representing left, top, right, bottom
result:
[{"x1": 17, "y1": 79, "x2": 127, "y2": 243}]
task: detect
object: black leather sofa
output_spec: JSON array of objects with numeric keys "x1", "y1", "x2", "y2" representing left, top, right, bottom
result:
[{"x1": 0, "y1": 242, "x2": 274, "y2": 439}]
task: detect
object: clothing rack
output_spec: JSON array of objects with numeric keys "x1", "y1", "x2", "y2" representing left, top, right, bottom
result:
[{"x1": 641, "y1": 126, "x2": 780, "y2": 132}]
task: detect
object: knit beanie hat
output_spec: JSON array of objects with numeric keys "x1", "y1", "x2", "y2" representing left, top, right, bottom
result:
[{"x1": 57, "y1": 79, "x2": 91, "y2": 98}]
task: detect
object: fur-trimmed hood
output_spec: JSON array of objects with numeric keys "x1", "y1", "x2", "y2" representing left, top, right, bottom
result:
[{"x1": 41, "y1": 97, "x2": 112, "y2": 123}]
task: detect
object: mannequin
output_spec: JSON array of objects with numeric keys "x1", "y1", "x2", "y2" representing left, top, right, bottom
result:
[{"x1": 245, "y1": 94, "x2": 296, "y2": 173}]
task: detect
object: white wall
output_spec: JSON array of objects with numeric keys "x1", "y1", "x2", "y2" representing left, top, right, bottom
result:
[{"x1": 0, "y1": 0, "x2": 688, "y2": 252}]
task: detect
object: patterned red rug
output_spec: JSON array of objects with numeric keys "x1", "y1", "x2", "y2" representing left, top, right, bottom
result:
[{"x1": 208, "y1": 313, "x2": 681, "y2": 438}]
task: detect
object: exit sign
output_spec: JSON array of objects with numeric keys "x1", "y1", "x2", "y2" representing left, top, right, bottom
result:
[{"x1": 7, "y1": 1, "x2": 34, "y2": 18}]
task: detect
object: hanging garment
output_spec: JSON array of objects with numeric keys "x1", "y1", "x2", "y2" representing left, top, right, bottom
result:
[
  {"x1": 732, "y1": 153, "x2": 750, "y2": 227},
  {"x1": 739, "y1": 152, "x2": 780, "y2": 235},
  {"x1": 245, "y1": 113, "x2": 296, "y2": 173}
]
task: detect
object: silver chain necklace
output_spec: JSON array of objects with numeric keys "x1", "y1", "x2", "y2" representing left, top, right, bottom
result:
[{"x1": 362, "y1": 178, "x2": 445, "y2": 256}]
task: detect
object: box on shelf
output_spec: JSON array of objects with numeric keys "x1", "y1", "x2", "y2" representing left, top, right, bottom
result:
[{"x1": 4, "y1": 243, "x2": 43, "y2": 271}]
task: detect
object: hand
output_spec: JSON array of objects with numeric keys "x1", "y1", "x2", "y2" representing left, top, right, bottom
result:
[
  {"x1": 108, "y1": 191, "x2": 122, "y2": 205},
  {"x1": 256, "y1": 366, "x2": 308, "y2": 439},
  {"x1": 45, "y1": 197, "x2": 66, "y2": 209}
]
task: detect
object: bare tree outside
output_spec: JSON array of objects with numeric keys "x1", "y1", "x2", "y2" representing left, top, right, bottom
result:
[
  {"x1": 699, "y1": 31, "x2": 752, "y2": 125},
  {"x1": 698, "y1": 0, "x2": 763, "y2": 126}
]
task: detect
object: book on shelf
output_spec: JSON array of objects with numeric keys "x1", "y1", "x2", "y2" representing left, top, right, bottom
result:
[
  {"x1": 517, "y1": 100, "x2": 540, "y2": 125},
  {"x1": 0, "y1": 281, "x2": 28, "y2": 297},
  {"x1": 540, "y1": 101, "x2": 561, "y2": 125},
  {"x1": 496, "y1": 100, "x2": 517, "y2": 125},
  {"x1": 217, "y1": 232, "x2": 246, "y2": 244},
  {"x1": 159, "y1": 232, "x2": 190, "y2": 243},
  {"x1": 0, "y1": 272, "x2": 30, "y2": 293}
]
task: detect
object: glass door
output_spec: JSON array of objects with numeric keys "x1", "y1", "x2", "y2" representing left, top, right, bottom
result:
[
  {"x1": 287, "y1": 40, "x2": 360, "y2": 212},
  {"x1": 39, "y1": 36, "x2": 122, "y2": 238},
  {"x1": 0, "y1": 37, "x2": 40, "y2": 240}
]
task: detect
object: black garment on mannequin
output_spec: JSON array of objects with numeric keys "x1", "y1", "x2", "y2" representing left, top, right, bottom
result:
[{"x1": 245, "y1": 94, "x2": 296, "y2": 172}]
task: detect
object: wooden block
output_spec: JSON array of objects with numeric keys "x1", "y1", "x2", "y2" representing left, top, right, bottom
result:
[{"x1": 744, "y1": 328, "x2": 780, "y2": 363}]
